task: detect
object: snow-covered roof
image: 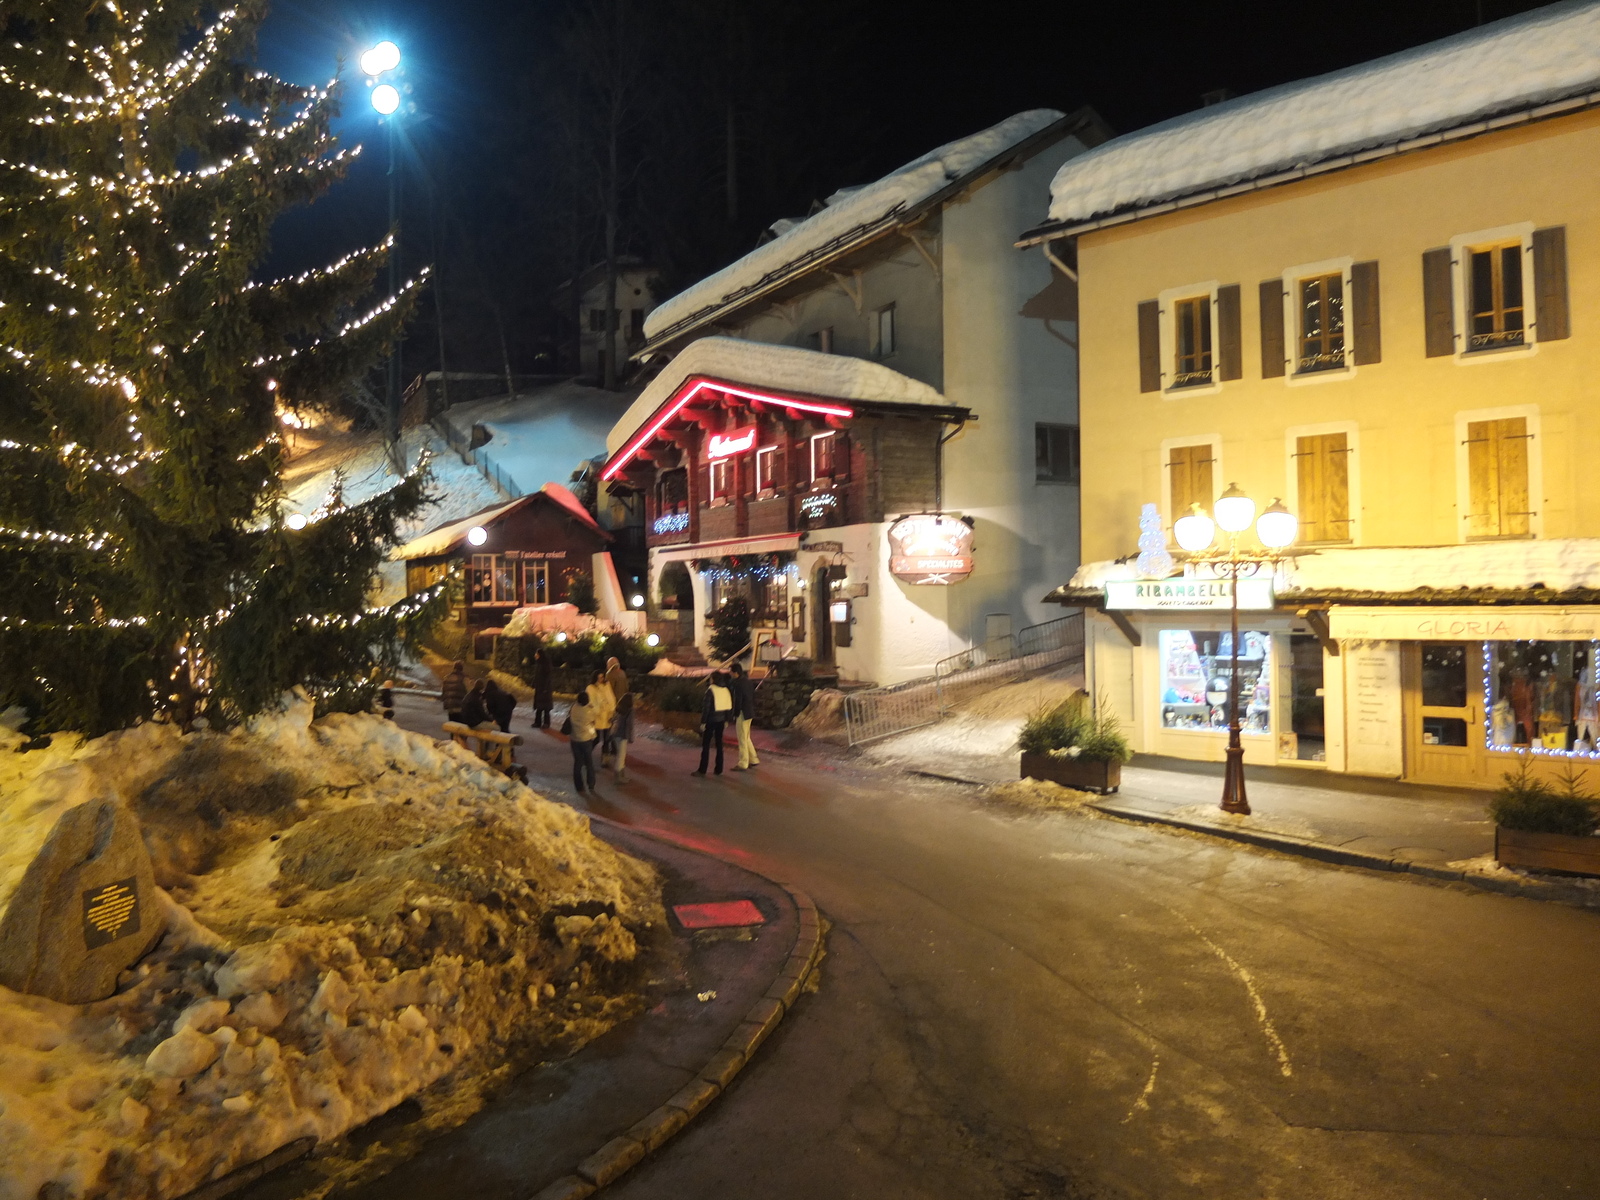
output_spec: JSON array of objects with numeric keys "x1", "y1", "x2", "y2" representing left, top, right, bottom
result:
[
  {"x1": 605, "y1": 336, "x2": 948, "y2": 458},
  {"x1": 1040, "y1": 1, "x2": 1600, "y2": 231},
  {"x1": 643, "y1": 109, "x2": 1070, "y2": 343},
  {"x1": 392, "y1": 483, "x2": 605, "y2": 561}
]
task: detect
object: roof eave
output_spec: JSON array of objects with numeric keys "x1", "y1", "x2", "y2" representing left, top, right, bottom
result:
[{"x1": 1016, "y1": 87, "x2": 1600, "y2": 249}]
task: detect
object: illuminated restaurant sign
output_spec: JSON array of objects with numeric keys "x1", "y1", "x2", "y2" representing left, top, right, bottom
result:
[
  {"x1": 707, "y1": 427, "x2": 757, "y2": 458},
  {"x1": 888, "y1": 514, "x2": 974, "y2": 585}
]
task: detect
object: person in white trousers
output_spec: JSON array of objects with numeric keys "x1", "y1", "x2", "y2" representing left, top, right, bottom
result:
[{"x1": 730, "y1": 661, "x2": 760, "y2": 770}]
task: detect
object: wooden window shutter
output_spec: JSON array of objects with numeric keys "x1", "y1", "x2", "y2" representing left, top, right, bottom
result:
[
  {"x1": 1137, "y1": 299, "x2": 1161, "y2": 392},
  {"x1": 1350, "y1": 261, "x2": 1382, "y2": 365},
  {"x1": 1295, "y1": 433, "x2": 1351, "y2": 543},
  {"x1": 1465, "y1": 417, "x2": 1532, "y2": 539},
  {"x1": 1422, "y1": 247, "x2": 1455, "y2": 357},
  {"x1": 1533, "y1": 226, "x2": 1570, "y2": 342},
  {"x1": 1216, "y1": 284, "x2": 1242, "y2": 380},
  {"x1": 1259, "y1": 279, "x2": 1286, "y2": 378},
  {"x1": 1168, "y1": 444, "x2": 1215, "y2": 520}
]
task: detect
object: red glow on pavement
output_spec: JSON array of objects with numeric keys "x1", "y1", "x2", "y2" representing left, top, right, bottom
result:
[{"x1": 672, "y1": 899, "x2": 767, "y2": 929}]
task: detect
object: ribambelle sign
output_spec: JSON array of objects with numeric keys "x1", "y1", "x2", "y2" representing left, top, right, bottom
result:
[
  {"x1": 1104, "y1": 578, "x2": 1275, "y2": 611},
  {"x1": 1329, "y1": 606, "x2": 1600, "y2": 642},
  {"x1": 888, "y1": 514, "x2": 974, "y2": 585}
]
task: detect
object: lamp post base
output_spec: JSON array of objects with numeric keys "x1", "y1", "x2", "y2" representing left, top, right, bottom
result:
[{"x1": 1220, "y1": 742, "x2": 1251, "y2": 815}]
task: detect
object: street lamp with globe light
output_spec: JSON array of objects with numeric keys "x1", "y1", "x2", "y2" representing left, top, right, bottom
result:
[
  {"x1": 466, "y1": 526, "x2": 488, "y2": 547},
  {"x1": 1174, "y1": 485, "x2": 1298, "y2": 815}
]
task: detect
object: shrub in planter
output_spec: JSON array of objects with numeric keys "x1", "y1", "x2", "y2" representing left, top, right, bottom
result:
[
  {"x1": 1489, "y1": 758, "x2": 1600, "y2": 836},
  {"x1": 1018, "y1": 692, "x2": 1131, "y2": 794}
]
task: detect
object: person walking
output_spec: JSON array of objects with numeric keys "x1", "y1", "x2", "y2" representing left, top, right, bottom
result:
[
  {"x1": 484, "y1": 678, "x2": 516, "y2": 733},
  {"x1": 729, "y1": 661, "x2": 760, "y2": 770},
  {"x1": 565, "y1": 689, "x2": 597, "y2": 794},
  {"x1": 589, "y1": 668, "x2": 617, "y2": 766},
  {"x1": 460, "y1": 679, "x2": 490, "y2": 729},
  {"x1": 694, "y1": 671, "x2": 734, "y2": 776},
  {"x1": 441, "y1": 661, "x2": 468, "y2": 724},
  {"x1": 612, "y1": 689, "x2": 635, "y2": 783},
  {"x1": 530, "y1": 647, "x2": 554, "y2": 729}
]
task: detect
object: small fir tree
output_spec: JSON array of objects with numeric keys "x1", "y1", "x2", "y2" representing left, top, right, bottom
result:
[{"x1": 0, "y1": 1, "x2": 443, "y2": 735}]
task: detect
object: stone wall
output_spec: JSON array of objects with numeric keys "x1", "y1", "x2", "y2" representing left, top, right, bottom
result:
[{"x1": 753, "y1": 658, "x2": 836, "y2": 729}]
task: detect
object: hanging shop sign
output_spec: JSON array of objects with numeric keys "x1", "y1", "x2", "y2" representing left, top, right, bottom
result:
[
  {"x1": 887, "y1": 514, "x2": 975, "y2": 585},
  {"x1": 1104, "y1": 578, "x2": 1274, "y2": 611},
  {"x1": 707, "y1": 426, "x2": 758, "y2": 459},
  {"x1": 1328, "y1": 606, "x2": 1600, "y2": 642}
]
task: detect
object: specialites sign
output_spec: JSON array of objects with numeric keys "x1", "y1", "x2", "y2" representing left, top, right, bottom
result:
[
  {"x1": 1104, "y1": 578, "x2": 1275, "y2": 611},
  {"x1": 707, "y1": 426, "x2": 757, "y2": 459},
  {"x1": 888, "y1": 514, "x2": 974, "y2": 585}
]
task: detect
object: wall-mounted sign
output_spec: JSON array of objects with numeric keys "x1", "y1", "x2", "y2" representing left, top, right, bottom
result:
[
  {"x1": 1104, "y1": 578, "x2": 1274, "y2": 611},
  {"x1": 1328, "y1": 605, "x2": 1600, "y2": 642},
  {"x1": 708, "y1": 426, "x2": 757, "y2": 459},
  {"x1": 888, "y1": 514, "x2": 974, "y2": 585}
]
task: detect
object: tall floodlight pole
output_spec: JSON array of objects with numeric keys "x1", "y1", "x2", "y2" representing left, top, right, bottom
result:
[
  {"x1": 1174, "y1": 487, "x2": 1299, "y2": 816},
  {"x1": 363, "y1": 42, "x2": 403, "y2": 453}
]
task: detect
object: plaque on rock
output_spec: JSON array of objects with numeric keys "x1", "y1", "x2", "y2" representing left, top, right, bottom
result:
[{"x1": 0, "y1": 798, "x2": 164, "y2": 1004}]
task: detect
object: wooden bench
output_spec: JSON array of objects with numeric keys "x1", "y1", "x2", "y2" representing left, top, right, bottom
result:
[{"x1": 442, "y1": 722, "x2": 527, "y2": 782}]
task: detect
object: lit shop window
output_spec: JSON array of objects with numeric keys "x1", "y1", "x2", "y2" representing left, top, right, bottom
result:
[
  {"x1": 1158, "y1": 629, "x2": 1272, "y2": 734},
  {"x1": 1486, "y1": 640, "x2": 1600, "y2": 753}
]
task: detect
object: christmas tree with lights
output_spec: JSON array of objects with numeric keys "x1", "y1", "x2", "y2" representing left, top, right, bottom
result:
[{"x1": 0, "y1": 1, "x2": 443, "y2": 735}]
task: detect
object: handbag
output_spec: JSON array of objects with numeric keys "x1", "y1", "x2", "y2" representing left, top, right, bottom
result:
[{"x1": 560, "y1": 715, "x2": 573, "y2": 736}]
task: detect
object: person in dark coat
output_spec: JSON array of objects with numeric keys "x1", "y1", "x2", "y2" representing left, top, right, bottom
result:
[
  {"x1": 441, "y1": 661, "x2": 468, "y2": 724},
  {"x1": 694, "y1": 671, "x2": 734, "y2": 776},
  {"x1": 531, "y1": 648, "x2": 554, "y2": 728},
  {"x1": 484, "y1": 678, "x2": 516, "y2": 733},
  {"x1": 461, "y1": 679, "x2": 490, "y2": 729}
]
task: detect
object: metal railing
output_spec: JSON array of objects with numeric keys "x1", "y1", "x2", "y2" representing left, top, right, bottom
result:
[
  {"x1": 431, "y1": 414, "x2": 523, "y2": 501},
  {"x1": 842, "y1": 611, "x2": 1085, "y2": 746}
]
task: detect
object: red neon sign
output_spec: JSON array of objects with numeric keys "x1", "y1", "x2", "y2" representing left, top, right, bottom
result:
[
  {"x1": 602, "y1": 378, "x2": 854, "y2": 480},
  {"x1": 708, "y1": 426, "x2": 757, "y2": 458}
]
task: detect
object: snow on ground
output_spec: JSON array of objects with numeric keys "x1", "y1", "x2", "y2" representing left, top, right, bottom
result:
[
  {"x1": 1047, "y1": 1, "x2": 1600, "y2": 226},
  {"x1": 0, "y1": 696, "x2": 661, "y2": 1200},
  {"x1": 644, "y1": 109, "x2": 1065, "y2": 340},
  {"x1": 606, "y1": 336, "x2": 947, "y2": 458}
]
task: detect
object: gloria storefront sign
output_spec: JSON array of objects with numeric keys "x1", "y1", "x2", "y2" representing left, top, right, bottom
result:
[
  {"x1": 1104, "y1": 578, "x2": 1275, "y2": 610},
  {"x1": 887, "y1": 514, "x2": 974, "y2": 584},
  {"x1": 1328, "y1": 606, "x2": 1600, "y2": 641}
]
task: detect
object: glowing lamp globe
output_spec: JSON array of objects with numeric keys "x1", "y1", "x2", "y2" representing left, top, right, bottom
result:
[
  {"x1": 285, "y1": 513, "x2": 308, "y2": 531},
  {"x1": 554, "y1": 631, "x2": 568, "y2": 643},
  {"x1": 646, "y1": 633, "x2": 660, "y2": 647},
  {"x1": 360, "y1": 41, "x2": 401, "y2": 77},
  {"x1": 1214, "y1": 483, "x2": 1256, "y2": 534},
  {"x1": 466, "y1": 526, "x2": 488, "y2": 547},
  {"x1": 1173, "y1": 505, "x2": 1216, "y2": 553},
  {"x1": 1256, "y1": 499, "x2": 1298, "y2": 550},
  {"x1": 371, "y1": 84, "x2": 401, "y2": 115},
  {"x1": 631, "y1": 593, "x2": 645, "y2": 609}
]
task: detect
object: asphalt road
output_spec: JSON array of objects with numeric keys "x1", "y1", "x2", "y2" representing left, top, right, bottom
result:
[{"x1": 391, "y1": 692, "x2": 1600, "y2": 1200}]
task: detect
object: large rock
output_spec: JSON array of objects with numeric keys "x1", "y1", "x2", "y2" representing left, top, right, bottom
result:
[{"x1": 0, "y1": 797, "x2": 164, "y2": 1004}]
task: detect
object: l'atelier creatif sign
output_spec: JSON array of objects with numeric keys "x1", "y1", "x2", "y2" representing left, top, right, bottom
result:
[
  {"x1": 888, "y1": 514, "x2": 974, "y2": 585},
  {"x1": 1104, "y1": 578, "x2": 1275, "y2": 611},
  {"x1": 707, "y1": 427, "x2": 757, "y2": 458},
  {"x1": 1329, "y1": 606, "x2": 1600, "y2": 642}
]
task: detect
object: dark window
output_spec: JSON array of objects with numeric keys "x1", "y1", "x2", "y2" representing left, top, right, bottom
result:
[
  {"x1": 1172, "y1": 296, "x2": 1212, "y2": 387},
  {"x1": 755, "y1": 446, "x2": 777, "y2": 490},
  {"x1": 809, "y1": 327, "x2": 834, "y2": 354},
  {"x1": 588, "y1": 308, "x2": 606, "y2": 332},
  {"x1": 1297, "y1": 273, "x2": 1345, "y2": 373},
  {"x1": 811, "y1": 432, "x2": 838, "y2": 480},
  {"x1": 629, "y1": 308, "x2": 644, "y2": 338},
  {"x1": 1035, "y1": 423, "x2": 1080, "y2": 484},
  {"x1": 1421, "y1": 643, "x2": 1469, "y2": 708},
  {"x1": 875, "y1": 305, "x2": 896, "y2": 358},
  {"x1": 709, "y1": 458, "x2": 730, "y2": 500},
  {"x1": 1468, "y1": 243, "x2": 1525, "y2": 350}
]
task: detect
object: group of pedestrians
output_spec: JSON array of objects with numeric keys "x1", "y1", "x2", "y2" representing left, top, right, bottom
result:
[
  {"x1": 565, "y1": 655, "x2": 635, "y2": 794},
  {"x1": 695, "y1": 662, "x2": 760, "y2": 776},
  {"x1": 440, "y1": 662, "x2": 516, "y2": 732}
]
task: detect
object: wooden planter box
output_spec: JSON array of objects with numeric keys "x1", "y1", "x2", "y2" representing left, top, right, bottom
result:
[
  {"x1": 1021, "y1": 752, "x2": 1121, "y2": 795},
  {"x1": 1494, "y1": 826, "x2": 1600, "y2": 877}
]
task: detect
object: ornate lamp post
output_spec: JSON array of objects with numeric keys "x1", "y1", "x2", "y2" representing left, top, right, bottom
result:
[{"x1": 1173, "y1": 485, "x2": 1298, "y2": 815}]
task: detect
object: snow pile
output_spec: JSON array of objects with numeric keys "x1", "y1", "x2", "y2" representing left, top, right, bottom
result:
[
  {"x1": 985, "y1": 778, "x2": 1098, "y2": 811},
  {"x1": 645, "y1": 109, "x2": 1066, "y2": 339},
  {"x1": 606, "y1": 336, "x2": 947, "y2": 458},
  {"x1": 435, "y1": 382, "x2": 636, "y2": 498},
  {"x1": 1047, "y1": 1, "x2": 1600, "y2": 225},
  {"x1": 1071, "y1": 538, "x2": 1600, "y2": 596},
  {"x1": 0, "y1": 695, "x2": 661, "y2": 1200}
]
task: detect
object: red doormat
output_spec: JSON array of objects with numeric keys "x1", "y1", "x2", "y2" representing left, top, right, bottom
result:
[{"x1": 672, "y1": 899, "x2": 766, "y2": 929}]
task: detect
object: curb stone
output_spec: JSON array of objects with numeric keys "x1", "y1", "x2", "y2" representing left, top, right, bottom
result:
[
  {"x1": 527, "y1": 877, "x2": 825, "y2": 1200},
  {"x1": 1092, "y1": 801, "x2": 1600, "y2": 909}
]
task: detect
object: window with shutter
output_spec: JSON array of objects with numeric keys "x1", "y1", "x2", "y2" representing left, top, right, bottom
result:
[
  {"x1": 1466, "y1": 243, "x2": 1526, "y2": 351},
  {"x1": 1350, "y1": 260, "x2": 1381, "y2": 365},
  {"x1": 1464, "y1": 417, "x2": 1533, "y2": 539},
  {"x1": 1532, "y1": 226, "x2": 1570, "y2": 342},
  {"x1": 1296, "y1": 273, "x2": 1346, "y2": 374},
  {"x1": 1217, "y1": 284, "x2": 1242, "y2": 380},
  {"x1": 1172, "y1": 296, "x2": 1213, "y2": 388},
  {"x1": 1422, "y1": 247, "x2": 1455, "y2": 357},
  {"x1": 1259, "y1": 279, "x2": 1286, "y2": 378},
  {"x1": 1293, "y1": 433, "x2": 1352, "y2": 543},
  {"x1": 1167, "y1": 444, "x2": 1215, "y2": 525},
  {"x1": 1137, "y1": 299, "x2": 1161, "y2": 392}
]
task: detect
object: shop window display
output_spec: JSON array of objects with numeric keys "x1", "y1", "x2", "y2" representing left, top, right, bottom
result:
[
  {"x1": 1159, "y1": 629, "x2": 1272, "y2": 734},
  {"x1": 1486, "y1": 641, "x2": 1600, "y2": 754}
]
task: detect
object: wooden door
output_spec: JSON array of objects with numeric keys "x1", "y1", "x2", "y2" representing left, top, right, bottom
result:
[{"x1": 1403, "y1": 642, "x2": 1484, "y2": 784}]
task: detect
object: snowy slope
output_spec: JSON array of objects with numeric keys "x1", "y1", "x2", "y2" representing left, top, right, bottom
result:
[
  {"x1": 605, "y1": 335, "x2": 947, "y2": 458},
  {"x1": 645, "y1": 109, "x2": 1066, "y2": 340},
  {"x1": 1047, "y1": 0, "x2": 1600, "y2": 225}
]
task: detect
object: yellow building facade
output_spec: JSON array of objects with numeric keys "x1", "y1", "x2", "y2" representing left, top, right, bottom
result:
[{"x1": 1021, "y1": 6, "x2": 1600, "y2": 789}]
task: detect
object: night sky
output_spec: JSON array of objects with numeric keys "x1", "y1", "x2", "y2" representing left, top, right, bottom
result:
[{"x1": 251, "y1": 0, "x2": 1553, "y2": 373}]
